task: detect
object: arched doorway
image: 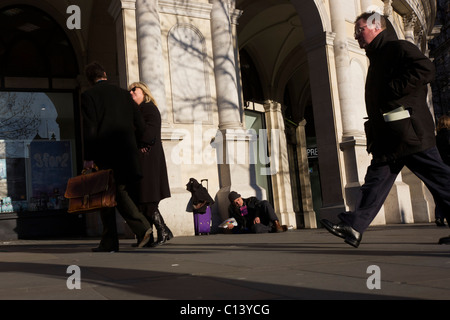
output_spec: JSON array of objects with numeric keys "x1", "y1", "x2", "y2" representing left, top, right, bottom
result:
[
  {"x1": 0, "y1": 4, "x2": 83, "y2": 239},
  {"x1": 0, "y1": 5, "x2": 79, "y2": 81},
  {"x1": 236, "y1": 0, "x2": 344, "y2": 228}
]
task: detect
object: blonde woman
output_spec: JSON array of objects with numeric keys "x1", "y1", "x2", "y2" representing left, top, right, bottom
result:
[{"x1": 129, "y1": 82, "x2": 173, "y2": 247}]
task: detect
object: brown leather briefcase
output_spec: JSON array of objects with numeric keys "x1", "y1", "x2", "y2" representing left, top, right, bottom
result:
[{"x1": 64, "y1": 169, "x2": 116, "y2": 213}]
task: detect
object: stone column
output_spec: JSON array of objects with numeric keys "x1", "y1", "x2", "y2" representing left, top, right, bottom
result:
[
  {"x1": 383, "y1": 0, "x2": 393, "y2": 19},
  {"x1": 108, "y1": 0, "x2": 140, "y2": 88},
  {"x1": 301, "y1": 32, "x2": 346, "y2": 221},
  {"x1": 296, "y1": 120, "x2": 317, "y2": 228},
  {"x1": 263, "y1": 101, "x2": 296, "y2": 228},
  {"x1": 330, "y1": 0, "x2": 368, "y2": 222},
  {"x1": 211, "y1": 0, "x2": 242, "y2": 130},
  {"x1": 329, "y1": 0, "x2": 360, "y2": 138},
  {"x1": 403, "y1": 13, "x2": 417, "y2": 44},
  {"x1": 210, "y1": 0, "x2": 264, "y2": 225},
  {"x1": 135, "y1": 0, "x2": 168, "y2": 121}
]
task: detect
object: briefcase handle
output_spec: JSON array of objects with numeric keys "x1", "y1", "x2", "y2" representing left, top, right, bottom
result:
[
  {"x1": 82, "y1": 163, "x2": 99, "y2": 175},
  {"x1": 200, "y1": 179, "x2": 208, "y2": 190}
]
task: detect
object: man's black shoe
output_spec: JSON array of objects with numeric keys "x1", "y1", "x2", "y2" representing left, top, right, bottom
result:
[{"x1": 321, "y1": 219, "x2": 362, "y2": 248}]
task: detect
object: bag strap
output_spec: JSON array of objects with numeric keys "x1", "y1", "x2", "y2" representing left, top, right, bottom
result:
[{"x1": 81, "y1": 164, "x2": 99, "y2": 175}]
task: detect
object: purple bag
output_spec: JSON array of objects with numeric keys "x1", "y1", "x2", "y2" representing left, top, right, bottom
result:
[{"x1": 194, "y1": 206, "x2": 211, "y2": 235}]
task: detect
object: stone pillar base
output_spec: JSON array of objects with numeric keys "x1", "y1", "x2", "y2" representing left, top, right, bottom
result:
[
  {"x1": 402, "y1": 167, "x2": 434, "y2": 223},
  {"x1": 159, "y1": 188, "x2": 195, "y2": 236},
  {"x1": 384, "y1": 181, "x2": 414, "y2": 224},
  {"x1": 214, "y1": 129, "x2": 266, "y2": 231}
]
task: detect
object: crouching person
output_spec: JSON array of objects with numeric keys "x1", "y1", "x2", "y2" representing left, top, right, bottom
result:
[{"x1": 227, "y1": 191, "x2": 287, "y2": 233}]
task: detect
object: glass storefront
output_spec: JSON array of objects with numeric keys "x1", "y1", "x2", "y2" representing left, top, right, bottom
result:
[
  {"x1": 0, "y1": 4, "x2": 80, "y2": 224},
  {"x1": 244, "y1": 106, "x2": 273, "y2": 204},
  {"x1": 0, "y1": 4, "x2": 83, "y2": 238},
  {"x1": 0, "y1": 91, "x2": 78, "y2": 214}
]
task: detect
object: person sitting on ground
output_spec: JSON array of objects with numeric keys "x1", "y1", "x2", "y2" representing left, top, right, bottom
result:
[{"x1": 227, "y1": 191, "x2": 287, "y2": 233}]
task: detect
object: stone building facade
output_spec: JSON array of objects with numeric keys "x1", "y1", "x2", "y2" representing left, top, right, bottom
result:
[
  {"x1": 430, "y1": 0, "x2": 450, "y2": 118},
  {"x1": 0, "y1": 0, "x2": 439, "y2": 239}
]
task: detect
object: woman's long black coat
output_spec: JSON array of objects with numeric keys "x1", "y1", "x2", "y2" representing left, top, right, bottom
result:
[
  {"x1": 136, "y1": 101, "x2": 171, "y2": 203},
  {"x1": 364, "y1": 22, "x2": 436, "y2": 161}
]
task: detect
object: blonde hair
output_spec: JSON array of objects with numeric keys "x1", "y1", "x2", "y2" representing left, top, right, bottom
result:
[
  {"x1": 128, "y1": 81, "x2": 157, "y2": 106},
  {"x1": 437, "y1": 115, "x2": 450, "y2": 132}
]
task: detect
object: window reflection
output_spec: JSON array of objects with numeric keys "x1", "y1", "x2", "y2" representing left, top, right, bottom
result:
[{"x1": 0, "y1": 91, "x2": 76, "y2": 213}]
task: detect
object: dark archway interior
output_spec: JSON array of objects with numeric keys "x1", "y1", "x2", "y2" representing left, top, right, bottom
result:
[{"x1": 0, "y1": 5, "x2": 78, "y2": 79}]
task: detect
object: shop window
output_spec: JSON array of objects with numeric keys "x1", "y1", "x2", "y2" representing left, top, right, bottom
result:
[
  {"x1": 244, "y1": 106, "x2": 273, "y2": 203},
  {"x1": 0, "y1": 91, "x2": 77, "y2": 213},
  {"x1": 0, "y1": 5, "x2": 79, "y2": 215}
]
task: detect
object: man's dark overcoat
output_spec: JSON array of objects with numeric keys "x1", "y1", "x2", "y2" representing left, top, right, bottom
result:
[
  {"x1": 436, "y1": 128, "x2": 450, "y2": 166},
  {"x1": 136, "y1": 101, "x2": 171, "y2": 203},
  {"x1": 364, "y1": 21, "x2": 436, "y2": 161},
  {"x1": 81, "y1": 81, "x2": 144, "y2": 185}
]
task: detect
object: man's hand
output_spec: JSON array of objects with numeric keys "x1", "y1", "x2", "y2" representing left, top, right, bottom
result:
[
  {"x1": 140, "y1": 146, "x2": 151, "y2": 153},
  {"x1": 253, "y1": 217, "x2": 260, "y2": 224},
  {"x1": 83, "y1": 160, "x2": 94, "y2": 169}
]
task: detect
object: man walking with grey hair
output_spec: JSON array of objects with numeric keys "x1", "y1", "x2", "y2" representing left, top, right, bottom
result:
[{"x1": 321, "y1": 12, "x2": 450, "y2": 247}]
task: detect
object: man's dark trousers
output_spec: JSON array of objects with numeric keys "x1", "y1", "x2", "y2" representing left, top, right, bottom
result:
[
  {"x1": 339, "y1": 147, "x2": 450, "y2": 233},
  {"x1": 99, "y1": 184, "x2": 151, "y2": 251}
]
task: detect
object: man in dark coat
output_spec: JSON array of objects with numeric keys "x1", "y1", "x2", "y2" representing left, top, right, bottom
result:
[
  {"x1": 321, "y1": 12, "x2": 450, "y2": 247},
  {"x1": 81, "y1": 62, "x2": 152, "y2": 252},
  {"x1": 227, "y1": 191, "x2": 286, "y2": 233}
]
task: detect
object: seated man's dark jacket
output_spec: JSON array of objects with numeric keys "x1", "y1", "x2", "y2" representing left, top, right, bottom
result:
[{"x1": 228, "y1": 197, "x2": 265, "y2": 232}]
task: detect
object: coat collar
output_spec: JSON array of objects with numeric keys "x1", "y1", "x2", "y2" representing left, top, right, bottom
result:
[{"x1": 365, "y1": 19, "x2": 398, "y2": 59}]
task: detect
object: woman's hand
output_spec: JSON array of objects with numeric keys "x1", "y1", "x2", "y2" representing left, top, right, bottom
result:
[{"x1": 83, "y1": 160, "x2": 94, "y2": 169}]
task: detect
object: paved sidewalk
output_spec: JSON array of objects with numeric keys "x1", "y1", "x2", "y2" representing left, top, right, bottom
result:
[{"x1": 0, "y1": 223, "x2": 449, "y2": 302}]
